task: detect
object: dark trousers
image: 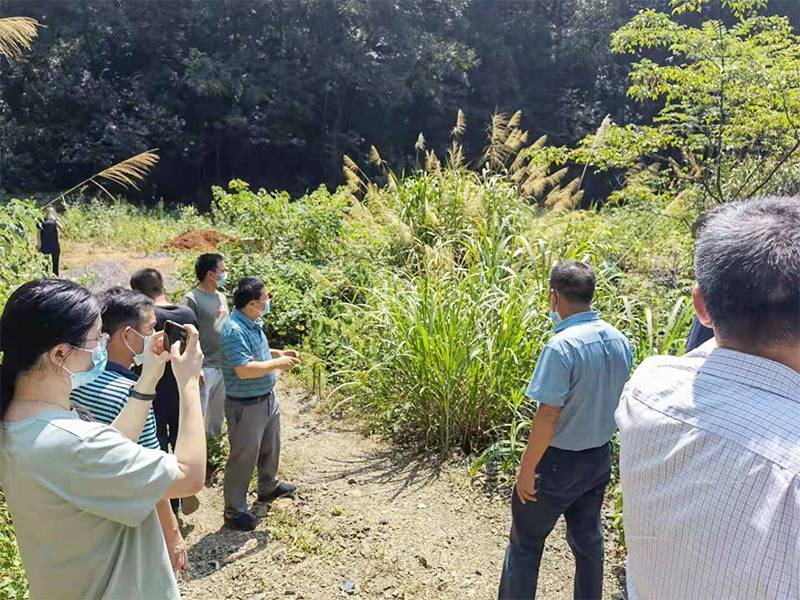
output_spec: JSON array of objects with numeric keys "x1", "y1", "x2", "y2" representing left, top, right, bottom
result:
[
  {"x1": 155, "y1": 399, "x2": 181, "y2": 513},
  {"x1": 499, "y1": 443, "x2": 611, "y2": 600},
  {"x1": 44, "y1": 249, "x2": 60, "y2": 275}
]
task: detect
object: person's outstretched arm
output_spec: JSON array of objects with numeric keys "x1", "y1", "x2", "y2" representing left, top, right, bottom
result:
[{"x1": 163, "y1": 325, "x2": 207, "y2": 499}]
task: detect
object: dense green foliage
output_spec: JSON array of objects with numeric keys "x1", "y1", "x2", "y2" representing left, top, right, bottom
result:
[
  {"x1": 563, "y1": 0, "x2": 800, "y2": 207},
  {"x1": 61, "y1": 198, "x2": 210, "y2": 252},
  {"x1": 0, "y1": 0, "x2": 669, "y2": 203},
  {"x1": 0, "y1": 201, "x2": 43, "y2": 600}
]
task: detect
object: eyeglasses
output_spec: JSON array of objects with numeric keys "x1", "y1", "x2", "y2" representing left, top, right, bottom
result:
[{"x1": 84, "y1": 333, "x2": 110, "y2": 351}]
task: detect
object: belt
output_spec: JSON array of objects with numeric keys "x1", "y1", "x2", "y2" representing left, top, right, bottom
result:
[{"x1": 227, "y1": 390, "x2": 275, "y2": 405}]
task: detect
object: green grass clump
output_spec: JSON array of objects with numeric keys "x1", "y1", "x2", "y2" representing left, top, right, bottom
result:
[{"x1": 61, "y1": 198, "x2": 211, "y2": 252}]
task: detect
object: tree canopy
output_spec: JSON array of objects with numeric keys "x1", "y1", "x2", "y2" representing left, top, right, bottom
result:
[{"x1": 0, "y1": 0, "x2": 797, "y2": 206}]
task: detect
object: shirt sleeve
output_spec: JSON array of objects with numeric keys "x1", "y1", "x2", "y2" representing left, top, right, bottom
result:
[
  {"x1": 221, "y1": 327, "x2": 253, "y2": 367},
  {"x1": 525, "y1": 344, "x2": 572, "y2": 407},
  {"x1": 183, "y1": 293, "x2": 197, "y2": 315},
  {"x1": 57, "y1": 425, "x2": 178, "y2": 527}
]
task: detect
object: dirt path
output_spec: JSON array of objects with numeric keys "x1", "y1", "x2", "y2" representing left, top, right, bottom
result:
[{"x1": 66, "y1": 245, "x2": 625, "y2": 600}]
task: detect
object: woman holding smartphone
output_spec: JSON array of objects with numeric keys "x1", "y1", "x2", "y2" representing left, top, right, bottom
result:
[{"x1": 0, "y1": 279, "x2": 206, "y2": 599}]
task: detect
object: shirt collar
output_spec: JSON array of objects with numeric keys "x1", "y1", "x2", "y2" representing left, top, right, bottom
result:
[
  {"x1": 701, "y1": 347, "x2": 800, "y2": 404},
  {"x1": 232, "y1": 308, "x2": 262, "y2": 330},
  {"x1": 553, "y1": 310, "x2": 599, "y2": 333},
  {"x1": 106, "y1": 360, "x2": 137, "y2": 381}
]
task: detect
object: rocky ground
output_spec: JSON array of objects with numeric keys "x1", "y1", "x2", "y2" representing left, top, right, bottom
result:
[{"x1": 178, "y1": 385, "x2": 625, "y2": 600}]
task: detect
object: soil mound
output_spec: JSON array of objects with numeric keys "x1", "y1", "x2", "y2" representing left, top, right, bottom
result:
[{"x1": 168, "y1": 229, "x2": 235, "y2": 250}]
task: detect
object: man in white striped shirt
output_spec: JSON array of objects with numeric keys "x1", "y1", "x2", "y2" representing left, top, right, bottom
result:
[
  {"x1": 616, "y1": 196, "x2": 800, "y2": 599},
  {"x1": 71, "y1": 287, "x2": 187, "y2": 573}
]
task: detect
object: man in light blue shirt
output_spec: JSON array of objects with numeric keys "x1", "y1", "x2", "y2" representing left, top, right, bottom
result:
[
  {"x1": 220, "y1": 277, "x2": 301, "y2": 531},
  {"x1": 499, "y1": 260, "x2": 632, "y2": 600}
]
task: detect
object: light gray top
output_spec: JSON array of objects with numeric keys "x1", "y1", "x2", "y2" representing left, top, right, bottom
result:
[
  {"x1": 0, "y1": 409, "x2": 179, "y2": 599},
  {"x1": 183, "y1": 287, "x2": 229, "y2": 367}
]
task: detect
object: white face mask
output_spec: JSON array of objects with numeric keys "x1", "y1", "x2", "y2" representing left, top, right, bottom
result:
[{"x1": 126, "y1": 328, "x2": 152, "y2": 366}]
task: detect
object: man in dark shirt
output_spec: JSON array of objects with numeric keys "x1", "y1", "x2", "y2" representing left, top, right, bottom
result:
[
  {"x1": 131, "y1": 268, "x2": 200, "y2": 515},
  {"x1": 38, "y1": 206, "x2": 61, "y2": 275},
  {"x1": 685, "y1": 315, "x2": 714, "y2": 352}
]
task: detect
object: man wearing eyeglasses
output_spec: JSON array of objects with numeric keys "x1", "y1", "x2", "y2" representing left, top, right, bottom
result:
[
  {"x1": 70, "y1": 287, "x2": 188, "y2": 574},
  {"x1": 220, "y1": 277, "x2": 300, "y2": 531}
]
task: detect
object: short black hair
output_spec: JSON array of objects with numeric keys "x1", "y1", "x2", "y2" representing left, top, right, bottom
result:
[
  {"x1": 130, "y1": 268, "x2": 164, "y2": 299},
  {"x1": 99, "y1": 287, "x2": 154, "y2": 335},
  {"x1": 195, "y1": 253, "x2": 224, "y2": 282},
  {"x1": 233, "y1": 277, "x2": 265, "y2": 310},
  {"x1": 549, "y1": 260, "x2": 595, "y2": 304},
  {"x1": 696, "y1": 196, "x2": 800, "y2": 345}
]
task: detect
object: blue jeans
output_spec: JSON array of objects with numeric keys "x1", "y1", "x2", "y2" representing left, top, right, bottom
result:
[{"x1": 499, "y1": 443, "x2": 611, "y2": 600}]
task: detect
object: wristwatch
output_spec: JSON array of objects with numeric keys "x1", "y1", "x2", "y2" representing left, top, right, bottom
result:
[{"x1": 129, "y1": 389, "x2": 156, "y2": 401}]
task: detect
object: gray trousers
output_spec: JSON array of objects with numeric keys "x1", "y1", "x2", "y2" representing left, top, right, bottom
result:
[{"x1": 223, "y1": 393, "x2": 281, "y2": 518}]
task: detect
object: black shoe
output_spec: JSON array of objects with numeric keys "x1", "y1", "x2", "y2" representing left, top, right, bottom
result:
[
  {"x1": 181, "y1": 494, "x2": 200, "y2": 516},
  {"x1": 224, "y1": 511, "x2": 258, "y2": 531},
  {"x1": 257, "y1": 482, "x2": 297, "y2": 503}
]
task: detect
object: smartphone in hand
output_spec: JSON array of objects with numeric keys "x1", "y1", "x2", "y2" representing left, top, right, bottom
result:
[{"x1": 164, "y1": 320, "x2": 188, "y2": 354}]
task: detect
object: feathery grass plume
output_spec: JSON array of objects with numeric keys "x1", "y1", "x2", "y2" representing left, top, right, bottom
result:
[
  {"x1": 462, "y1": 186, "x2": 484, "y2": 221},
  {"x1": 0, "y1": 17, "x2": 39, "y2": 60},
  {"x1": 369, "y1": 145, "x2": 385, "y2": 168},
  {"x1": 504, "y1": 129, "x2": 529, "y2": 155},
  {"x1": 343, "y1": 154, "x2": 363, "y2": 192},
  {"x1": 385, "y1": 210, "x2": 414, "y2": 246},
  {"x1": 551, "y1": 176, "x2": 583, "y2": 211},
  {"x1": 533, "y1": 167, "x2": 569, "y2": 197},
  {"x1": 578, "y1": 114, "x2": 613, "y2": 188},
  {"x1": 530, "y1": 134, "x2": 548, "y2": 151},
  {"x1": 448, "y1": 141, "x2": 465, "y2": 168},
  {"x1": 424, "y1": 202, "x2": 441, "y2": 227},
  {"x1": 451, "y1": 109, "x2": 466, "y2": 139},
  {"x1": 49, "y1": 149, "x2": 160, "y2": 207},
  {"x1": 415, "y1": 133, "x2": 427, "y2": 152},
  {"x1": 521, "y1": 164, "x2": 551, "y2": 197},
  {"x1": 507, "y1": 110, "x2": 523, "y2": 130},
  {"x1": 483, "y1": 112, "x2": 510, "y2": 170},
  {"x1": 508, "y1": 151, "x2": 529, "y2": 176},
  {"x1": 425, "y1": 150, "x2": 441, "y2": 172},
  {"x1": 544, "y1": 185, "x2": 563, "y2": 208},
  {"x1": 552, "y1": 189, "x2": 585, "y2": 213}
]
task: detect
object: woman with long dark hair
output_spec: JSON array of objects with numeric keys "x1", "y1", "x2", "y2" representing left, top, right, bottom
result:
[{"x1": 0, "y1": 279, "x2": 207, "y2": 599}]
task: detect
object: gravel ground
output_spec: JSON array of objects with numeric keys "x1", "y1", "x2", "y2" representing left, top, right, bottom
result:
[{"x1": 178, "y1": 384, "x2": 626, "y2": 600}]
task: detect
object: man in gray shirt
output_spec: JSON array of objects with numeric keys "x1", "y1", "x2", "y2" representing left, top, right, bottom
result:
[{"x1": 184, "y1": 253, "x2": 229, "y2": 437}]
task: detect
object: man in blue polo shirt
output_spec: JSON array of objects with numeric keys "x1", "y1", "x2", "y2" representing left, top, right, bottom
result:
[
  {"x1": 70, "y1": 287, "x2": 188, "y2": 573},
  {"x1": 221, "y1": 277, "x2": 301, "y2": 531},
  {"x1": 499, "y1": 260, "x2": 632, "y2": 600}
]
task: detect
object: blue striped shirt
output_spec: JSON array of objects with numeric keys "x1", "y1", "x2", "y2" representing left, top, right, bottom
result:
[
  {"x1": 221, "y1": 309, "x2": 275, "y2": 398},
  {"x1": 70, "y1": 363, "x2": 160, "y2": 450}
]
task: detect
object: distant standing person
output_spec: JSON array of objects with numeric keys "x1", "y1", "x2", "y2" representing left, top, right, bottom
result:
[
  {"x1": 220, "y1": 277, "x2": 300, "y2": 531},
  {"x1": 131, "y1": 267, "x2": 201, "y2": 516},
  {"x1": 184, "y1": 253, "x2": 229, "y2": 437},
  {"x1": 499, "y1": 260, "x2": 632, "y2": 600},
  {"x1": 38, "y1": 205, "x2": 62, "y2": 275}
]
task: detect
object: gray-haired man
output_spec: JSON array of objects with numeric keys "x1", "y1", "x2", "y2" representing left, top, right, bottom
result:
[{"x1": 617, "y1": 196, "x2": 800, "y2": 598}]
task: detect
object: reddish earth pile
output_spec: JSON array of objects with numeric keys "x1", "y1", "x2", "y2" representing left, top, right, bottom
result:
[{"x1": 168, "y1": 229, "x2": 235, "y2": 250}]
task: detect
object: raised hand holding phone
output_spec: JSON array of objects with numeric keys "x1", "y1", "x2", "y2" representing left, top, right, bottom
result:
[
  {"x1": 170, "y1": 324, "x2": 203, "y2": 389},
  {"x1": 164, "y1": 320, "x2": 189, "y2": 354},
  {"x1": 136, "y1": 330, "x2": 170, "y2": 393}
]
